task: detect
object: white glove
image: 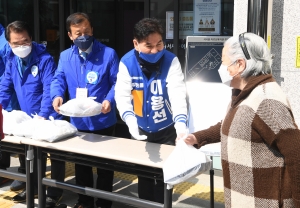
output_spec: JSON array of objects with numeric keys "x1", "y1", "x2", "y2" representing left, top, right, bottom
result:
[
  {"x1": 174, "y1": 122, "x2": 188, "y2": 140},
  {"x1": 125, "y1": 116, "x2": 147, "y2": 140}
]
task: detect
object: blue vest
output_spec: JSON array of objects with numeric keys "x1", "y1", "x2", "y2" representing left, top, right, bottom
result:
[{"x1": 121, "y1": 49, "x2": 176, "y2": 133}]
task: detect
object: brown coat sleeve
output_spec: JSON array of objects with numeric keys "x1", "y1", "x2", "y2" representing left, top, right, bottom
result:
[
  {"x1": 254, "y1": 101, "x2": 300, "y2": 206},
  {"x1": 192, "y1": 122, "x2": 221, "y2": 149},
  {"x1": 276, "y1": 128, "x2": 300, "y2": 207}
]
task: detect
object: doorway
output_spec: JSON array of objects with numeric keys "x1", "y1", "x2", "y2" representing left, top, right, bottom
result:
[{"x1": 69, "y1": 0, "x2": 144, "y2": 58}]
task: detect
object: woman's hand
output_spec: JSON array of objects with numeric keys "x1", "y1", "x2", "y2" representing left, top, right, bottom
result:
[{"x1": 176, "y1": 134, "x2": 198, "y2": 145}]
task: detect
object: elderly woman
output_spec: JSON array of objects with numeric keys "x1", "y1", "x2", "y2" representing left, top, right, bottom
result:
[{"x1": 183, "y1": 33, "x2": 300, "y2": 207}]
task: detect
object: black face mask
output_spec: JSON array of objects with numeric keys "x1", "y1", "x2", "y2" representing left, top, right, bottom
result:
[{"x1": 73, "y1": 35, "x2": 93, "y2": 50}]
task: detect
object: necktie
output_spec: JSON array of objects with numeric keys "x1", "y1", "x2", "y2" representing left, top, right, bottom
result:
[
  {"x1": 19, "y1": 58, "x2": 26, "y2": 76},
  {"x1": 81, "y1": 51, "x2": 87, "y2": 60},
  {"x1": 22, "y1": 60, "x2": 26, "y2": 74}
]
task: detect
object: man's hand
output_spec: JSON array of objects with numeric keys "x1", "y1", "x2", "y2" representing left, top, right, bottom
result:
[
  {"x1": 101, "y1": 100, "x2": 111, "y2": 114},
  {"x1": 52, "y1": 97, "x2": 63, "y2": 113},
  {"x1": 125, "y1": 116, "x2": 147, "y2": 140}
]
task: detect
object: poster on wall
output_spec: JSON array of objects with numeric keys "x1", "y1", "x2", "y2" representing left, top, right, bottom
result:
[
  {"x1": 166, "y1": 11, "x2": 194, "y2": 39},
  {"x1": 193, "y1": 0, "x2": 221, "y2": 35},
  {"x1": 185, "y1": 36, "x2": 230, "y2": 82}
]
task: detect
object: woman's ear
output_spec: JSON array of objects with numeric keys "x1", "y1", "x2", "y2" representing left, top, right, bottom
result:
[{"x1": 237, "y1": 58, "x2": 246, "y2": 72}]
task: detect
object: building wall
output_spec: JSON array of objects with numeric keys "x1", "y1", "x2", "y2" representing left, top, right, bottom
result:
[
  {"x1": 234, "y1": 0, "x2": 300, "y2": 125},
  {"x1": 278, "y1": 1, "x2": 300, "y2": 125}
]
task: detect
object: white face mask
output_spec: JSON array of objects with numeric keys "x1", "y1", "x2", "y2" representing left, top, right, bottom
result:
[
  {"x1": 218, "y1": 62, "x2": 237, "y2": 87},
  {"x1": 12, "y1": 45, "x2": 32, "y2": 58}
]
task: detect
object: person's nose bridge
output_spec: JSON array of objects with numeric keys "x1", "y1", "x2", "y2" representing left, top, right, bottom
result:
[{"x1": 151, "y1": 46, "x2": 159, "y2": 53}]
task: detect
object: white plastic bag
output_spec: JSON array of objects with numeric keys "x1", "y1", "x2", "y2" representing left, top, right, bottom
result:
[
  {"x1": 163, "y1": 140, "x2": 212, "y2": 189},
  {"x1": 59, "y1": 97, "x2": 102, "y2": 117},
  {"x1": 31, "y1": 117, "x2": 78, "y2": 142},
  {"x1": 2, "y1": 110, "x2": 32, "y2": 135},
  {"x1": 13, "y1": 119, "x2": 39, "y2": 138},
  {"x1": 13, "y1": 113, "x2": 51, "y2": 138}
]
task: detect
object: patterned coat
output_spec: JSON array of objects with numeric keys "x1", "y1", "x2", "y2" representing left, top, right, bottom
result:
[{"x1": 193, "y1": 75, "x2": 300, "y2": 207}]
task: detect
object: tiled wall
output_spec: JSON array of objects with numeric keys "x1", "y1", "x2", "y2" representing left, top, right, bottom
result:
[
  {"x1": 277, "y1": 0, "x2": 300, "y2": 125},
  {"x1": 235, "y1": 0, "x2": 300, "y2": 125}
]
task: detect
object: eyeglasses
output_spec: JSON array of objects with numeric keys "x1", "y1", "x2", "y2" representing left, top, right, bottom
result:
[
  {"x1": 10, "y1": 42, "x2": 32, "y2": 48},
  {"x1": 239, "y1": 33, "x2": 251, "y2": 60}
]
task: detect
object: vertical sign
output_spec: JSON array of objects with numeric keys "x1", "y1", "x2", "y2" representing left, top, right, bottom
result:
[
  {"x1": 185, "y1": 36, "x2": 232, "y2": 169},
  {"x1": 296, "y1": 36, "x2": 300, "y2": 68},
  {"x1": 193, "y1": 0, "x2": 221, "y2": 35},
  {"x1": 267, "y1": 36, "x2": 271, "y2": 49},
  {"x1": 267, "y1": 0, "x2": 273, "y2": 50}
]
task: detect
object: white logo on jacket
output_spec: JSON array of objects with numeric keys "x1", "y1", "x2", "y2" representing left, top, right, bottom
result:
[{"x1": 31, "y1": 65, "x2": 38, "y2": 77}]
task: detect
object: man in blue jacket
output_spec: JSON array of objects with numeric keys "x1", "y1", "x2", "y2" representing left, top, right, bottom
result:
[
  {"x1": 0, "y1": 24, "x2": 20, "y2": 112},
  {"x1": 0, "y1": 20, "x2": 62, "y2": 204},
  {"x1": 51, "y1": 12, "x2": 119, "y2": 208},
  {"x1": 0, "y1": 23, "x2": 21, "y2": 187}
]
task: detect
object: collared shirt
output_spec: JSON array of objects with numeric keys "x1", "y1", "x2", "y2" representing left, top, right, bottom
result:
[
  {"x1": 78, "y1": 42, "x2": 93, "y2": 59},
  {"x1": 17, "y1": 53, "x2": 32, "y2": 77}
]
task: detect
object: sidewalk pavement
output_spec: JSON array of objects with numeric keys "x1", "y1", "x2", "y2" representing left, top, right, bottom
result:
[{"x1": 0, "y1": 155, "x2": 225, "y2": 208}]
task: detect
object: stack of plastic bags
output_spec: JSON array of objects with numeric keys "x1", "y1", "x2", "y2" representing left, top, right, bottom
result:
[
  {"x1": 2, "y1": 110, "x2": 31, "y2": 135},
  {"x1": 2, "y1": 110, "x2": 77, "y2": 142}
]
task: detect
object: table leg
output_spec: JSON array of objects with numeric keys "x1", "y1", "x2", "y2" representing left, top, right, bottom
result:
[
  {"x1": 37, "y1": 147, "x2": 46, "y2": 208},
  {"x1": 25, "y1": 145, "x2": 34, "y2": 208},
  {"x1": 210, "y1": 156, "x2": 214, "y2": 208},
  {"x1": 164, "y1": 183, "x2": 173, "y2": 208}
]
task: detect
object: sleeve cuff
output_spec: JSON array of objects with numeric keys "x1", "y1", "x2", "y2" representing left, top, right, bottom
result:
[{"x1": 122, "y1": 111, "x2": 135, "y2": 122}]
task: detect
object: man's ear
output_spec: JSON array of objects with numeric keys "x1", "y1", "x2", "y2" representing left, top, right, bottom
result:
[
  {"x1": 133, "y1": 39, "x2": 139, "y2": 50},
  {"x1": 68, "y1": 32, "x2": 73, "y2": 41}
]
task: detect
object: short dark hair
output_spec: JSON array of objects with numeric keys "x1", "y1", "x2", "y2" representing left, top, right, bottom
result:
[
  {"x1": 5, "y1": 21, "x2": 32, "y2": 42},
  {"x1": 133, "y1": 18, "x2": 164, "y2": 42},
  {"x1": 66, "y1": 12, "x2": 93, "y2": 33}
]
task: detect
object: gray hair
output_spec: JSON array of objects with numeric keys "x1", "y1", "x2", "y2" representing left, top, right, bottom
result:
[{"x1": 224, "y1": 32, "x2": 272, "y2": 79}]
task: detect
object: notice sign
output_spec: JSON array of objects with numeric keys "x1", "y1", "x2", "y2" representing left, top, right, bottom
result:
[
  {"x1": 166, "y1": 11, "x2": 193, "y2": 39},
  {"x1": 185, "y1": 36, "x2": 230, "y2": 82},
  {"x1": 296, "y1": 36, "x2": 300, "y2": 68},
  {"x1": 193, "y1": 0, "x2": 221, "y2": 35}
]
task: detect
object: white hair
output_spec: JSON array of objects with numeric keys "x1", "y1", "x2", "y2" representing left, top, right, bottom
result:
[{"x1": 224, "y1": 32, "x2": 272, "y2": 79}]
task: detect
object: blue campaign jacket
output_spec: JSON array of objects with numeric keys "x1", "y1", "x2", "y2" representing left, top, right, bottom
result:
[
  {"x1": 0, "y1": 24, "x2": 20, "y2": 112},
  {"x1": 121, "y1": 49, "x2": 175, "y2": 132},
  {"x1": 50, "y1": 40, "x2": 119, "y2": 131},
  {"x1": 0, "y1": 41, "x2": 60, "y2": 119}
]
